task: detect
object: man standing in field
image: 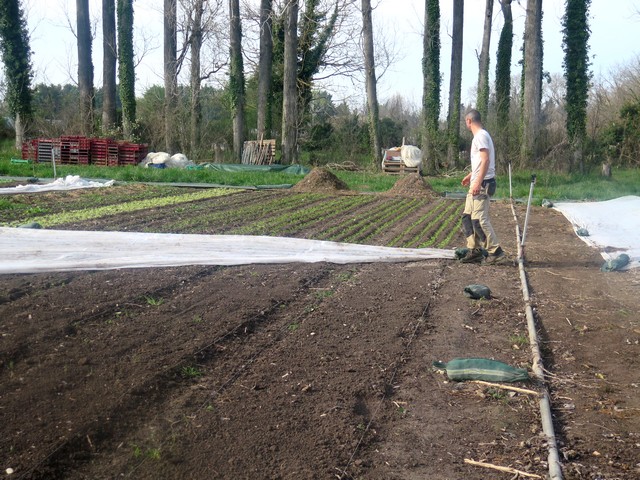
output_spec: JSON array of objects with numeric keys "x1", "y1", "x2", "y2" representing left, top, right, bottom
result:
[{"x1": 459, "y1": 109, "x2": 507, "y2": 264}]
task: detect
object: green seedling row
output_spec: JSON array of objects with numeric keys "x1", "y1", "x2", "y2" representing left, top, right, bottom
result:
[
  {"x1": 437, "y1": 212, "x2": 463, "y2": 249},
  {"x1": 387, "y1": 200, "x2": 449, "y2": 247},
  {"x1": 229, "y1": 195, "x2": 376, "y2": 236},
  {"x1": 345, "y1": 198, "x2": 426, "y2": 245},
  {"x1": 339, "y1": 198, "x2": 423, "y2": 244},
  {"x1": 403, "y1": 201, "x2": 460, "y2": 248},
  {"x1": 0, "y1": 185, "x2": 199, "y2": 224},
  {"x1": 2, "y1": 188, "x2": 237, "y2": 227},
  {"x1": 165, "y1": 192, "x2": 328, "y2": 233},
  {"x1": 317, "y1": 197, "x2": 414, "y2": 241},
  {"x1": 418, "y1": 202, "x2": 464, "y2": 248}
]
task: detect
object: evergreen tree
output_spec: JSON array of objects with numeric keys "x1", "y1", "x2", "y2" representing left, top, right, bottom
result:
[
  {"x1": 421, "y1": 0, "x2": 440, "y2": 174},
  {"x1": 0, "y1": 0, "x2": 33, "y2": 147},
  {"x1": 117, "y1": 0, "x2": 136, "y2": 139},
  {"x1": 562, "y1": 0, "x2": 591, "y2": 172}
]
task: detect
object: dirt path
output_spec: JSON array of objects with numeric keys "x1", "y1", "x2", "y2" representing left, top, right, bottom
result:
[{"x1": 1, "y1": 188, "x2": 638, "y2": 479}]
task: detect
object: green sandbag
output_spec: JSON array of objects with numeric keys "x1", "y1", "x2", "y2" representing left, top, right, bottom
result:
[
  {"x1": 601, "y1": 253, "x2": 630, "y2": 272},
  {"x1": 454, "y1": 247, "x2": 469, "y2": 259},
  {"x1": 433, "y1": 357, "x2": 530, "y2": 382},
  {"x1": 464, "y1": 284, "x2": 491, "y2": 299}
]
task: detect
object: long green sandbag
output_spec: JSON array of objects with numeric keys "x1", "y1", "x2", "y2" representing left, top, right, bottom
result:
[{"x1": 433, "y1": 357, "x2": 529, "y2": 382}]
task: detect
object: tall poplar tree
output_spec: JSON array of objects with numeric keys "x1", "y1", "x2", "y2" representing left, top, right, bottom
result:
[
  {"x1": 495, "y1": 0, "x2": 513, "y2": 172},
  {"x1": 102, "y1": 0, "x2": 117, "y2": 134},
  {"x1": 562, "y1": 0, "x2": 591, "y2": 172},
  {"x1": 257, "y1": 0, "x2": 273, "y2": 139},
  {"x1": 421, "y1": 0, "x2": 440, "y2": 175},
  {"x1": 164, "y1": 0, "x2": 178, "y2": 153},
  {"x1": 446, "y1": 0, "x2": 464, "y2": 168},
  {"x1": 477, "y1": 0, "x2": 494, "y2": 121},
  {"x1": 0, "y1": 0, "x2": 33, "y2": 148},
  {"x1": 281, "y1": 0, "x2": 299, "y2": 164},
  {"x1": 362, "y1": 0, "x2": 381, "y2": 167},
  {"x1": 229, "y1": 0, "x2": 245, "y2": 162},
  {"x1": 520, "y1": 0, "x2": 543, "y2": 167},
  {"x1": 77, "y1": 0, "x2": 94, "y2": 135},
  {"x1": 117, "y1": 0, "x2": 136, "y2": 139}
]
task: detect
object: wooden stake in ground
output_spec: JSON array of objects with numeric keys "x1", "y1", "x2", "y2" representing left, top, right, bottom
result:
[{"x1": 464, "y1": 459, "x2": 542, "y2": 478}]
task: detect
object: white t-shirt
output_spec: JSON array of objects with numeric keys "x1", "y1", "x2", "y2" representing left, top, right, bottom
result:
[{"x1": 470, "y1": 129, "x2": 496, "y2": 182}]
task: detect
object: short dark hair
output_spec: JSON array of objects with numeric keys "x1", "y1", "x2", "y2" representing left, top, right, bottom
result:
[{"x1": 466, "y1": 109, "x2": 482, "y2": 124}]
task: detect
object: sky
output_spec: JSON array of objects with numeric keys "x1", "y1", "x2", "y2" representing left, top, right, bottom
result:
[{"x1": 22, "y1": 0, "x2": 640, "y2": 111}]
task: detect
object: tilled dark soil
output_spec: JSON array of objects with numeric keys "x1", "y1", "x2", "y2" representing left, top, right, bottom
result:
[{"x1": 1, "y1": 185, "x2": 638, "y2": 479}]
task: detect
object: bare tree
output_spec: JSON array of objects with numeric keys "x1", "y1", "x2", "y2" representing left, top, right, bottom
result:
[
  {"x1": 77, "y1": 0, "x2": 94, "y2": 135},
  {"x1": 102, "y1": 0, "x2": 117, "y2": 134},
  {"x1": 477, "y1": 0, "x2": 494, "y2": 120},
  {"x1": 281, "y1": 0, "x2": 299, "y2": 164},
  {"x1": 446, "y1": 0, "x2": 464, "y2": 167},
  {"x1": 361, "y1": 0, "x2": 380, "y2": 167},
  {"x1": 165, "y1": 0, "x2": 179, "y2": 153},
  {"x1": 520, "y1": 0, "x2": 543, "y2": 166},
  {"x1": 256, "y1": 0, "x2": 273, "y2": 139}
]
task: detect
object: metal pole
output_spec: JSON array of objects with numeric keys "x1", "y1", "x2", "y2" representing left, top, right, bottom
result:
[
  {"x1": 52, "y1": 147, "x2": 57, "y2": 179},
  {"x1": 520, "y1": 174, "x2": 536, "y2": 249},
  {"x1": 508, "y1": 163, "x2": 512, "y2": 199}
]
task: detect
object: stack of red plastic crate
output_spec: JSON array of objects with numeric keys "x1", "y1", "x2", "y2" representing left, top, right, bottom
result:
[
  {"x1": 117, "y1": 141, "x2": 148, "y2": 166},
  {"x1": 21, "y1": 139, "x2": 39, "y2": 161},
  {"x1": 59, "y1": 136, "x2": 91, "y2": 165},
  {"x1": 90, "y1": 138, "x2": 120, "y2": 166},
  {"x1": 21, "y1": 137, "x2": 149, "y2": 166}
]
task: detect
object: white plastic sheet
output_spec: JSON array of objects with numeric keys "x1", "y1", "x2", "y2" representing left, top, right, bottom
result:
[
  {"x1": 0, "y1": 227, "x2": 455, "y2": 274},
  {"x1": 554, "y1": 195, "x2": 640, "y2": 269},
  {"x1": 0, "y1": 175, "x2": 114, "y2": 195}
]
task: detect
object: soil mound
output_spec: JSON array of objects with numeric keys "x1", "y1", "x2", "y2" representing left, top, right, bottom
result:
[
  {"x1": 292, "y1": 167, "x2": 350, "y2": 193},
  {"x1": 384, "y1": 173, "x2": 437, "y2": 198}
]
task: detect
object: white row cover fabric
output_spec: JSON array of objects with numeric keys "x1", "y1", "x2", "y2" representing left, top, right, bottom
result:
[
  {"x1": 554, "y1": 195, "x2": 640, "y2": 269},
  {"x1": 0, "y1": 227, "x2": 455, "y2": 274},
  {"x1": 0, "y1": 175, "x2": 114, "y2": 195}
]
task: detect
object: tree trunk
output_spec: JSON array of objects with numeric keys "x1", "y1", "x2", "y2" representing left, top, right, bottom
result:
[
  {"x1": 257, "y1": 0, "x2": 273, "y2": 140},
  {"x1": 0, "y1": 0, "x2": 34, "y2": 148},
  {"x1": 495, "y1": 0, "x2": 513, "y2": 173},
  {"x1": 190, "y1": 0, "x2": 204, "y2": 157},
  {"x1": 520, "y1": 0, "x2": 543, "y2": 167},
  {"x1": 361, "y1": 0, "x2": 381, "y2": 167},
  {"x1": 164, "y1": 0, "x2": 178, "y2": 153},
  {"x1": 422, "y1": 0, "x2": 441, "y2": 175},
  {"x1": 229, "y1": 0, "x2": 245, "y2": 162},
  {"x1": 14, "y1": 112, "x2": 24, "y2": 149},
  {"x1": 117, "y1": 0, "x2": 136, "y2": 140},
  {"x1": 446, "y1": 0, "x2": 463, "y2": 167},
  {"x1": 477, "y1": 0, "x2": 493, "y2": 121},
  {"x1": 563, "y1": 0, "x2": 591, "y2": 173},
  {"x1": 77, "y1": 0, "x2": 94, "y2": 136},
  {"x1": 281, "y1": 0, "x2": 299, "y2": 165},
  {"x1": 102, "y1": 0, "x2": 117, "y2": 134}
]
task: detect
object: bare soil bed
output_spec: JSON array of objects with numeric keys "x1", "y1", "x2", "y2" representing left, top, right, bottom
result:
[{"x1": 1, "y1": 181, "x2": 638, "y2": 479}]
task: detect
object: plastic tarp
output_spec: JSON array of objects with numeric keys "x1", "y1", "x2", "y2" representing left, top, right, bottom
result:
[
  {"x1": 400, "y1": 145, "x2": 423, "y2": 168},
  {"x1": 553, "y1": 195, "x2": 640, "y2": 269},
  {"x1": 187, "y1": 163, "x2": 310, "y2": 175},
  {"x1": 0, "y1": 227, "x2": 455, "y2": 274},
  {"x1": 0, "y1": 175, "x2": 114, "y2": 195}
]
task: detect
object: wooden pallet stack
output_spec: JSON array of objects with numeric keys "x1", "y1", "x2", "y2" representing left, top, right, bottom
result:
[
  {"x1": 381, "y1": 148, "x2": 420, "y2": 175},
  {"x1": 242, "y1": 138, "x2": 276, "y2": 165}
]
